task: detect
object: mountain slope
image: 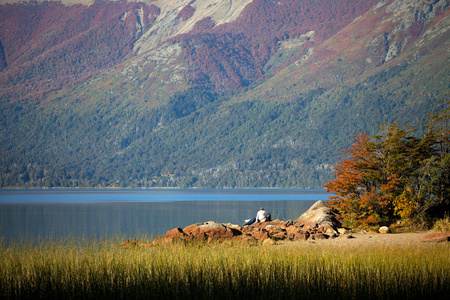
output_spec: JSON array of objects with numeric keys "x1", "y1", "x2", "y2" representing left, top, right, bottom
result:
[
  {"x1": 0, "y1": 0, "x2": 162, "y2": 101},
  {"x1": 0, "y1": 0, "x2": 449, "y2": 188}
]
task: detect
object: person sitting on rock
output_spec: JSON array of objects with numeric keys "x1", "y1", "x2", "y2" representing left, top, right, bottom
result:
[
  {"x1": 256, "y1": 207, "x2": 271, "y2": 223},
  {"x1": 243, "y1": 207, "x2": 271, "y2": 226}
]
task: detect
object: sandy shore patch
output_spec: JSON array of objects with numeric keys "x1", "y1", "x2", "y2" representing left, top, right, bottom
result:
[{"x1": 278, "y1": 231, "x2": 441, "y2": 248}]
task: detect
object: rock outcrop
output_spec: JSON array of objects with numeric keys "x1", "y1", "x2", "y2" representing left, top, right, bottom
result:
[
  {"x1": 295, "y1": 200, "x2": 341, "y2": 233},
  {"x1": 152, "y1": 201, "x2": 352, "y2": 245}
]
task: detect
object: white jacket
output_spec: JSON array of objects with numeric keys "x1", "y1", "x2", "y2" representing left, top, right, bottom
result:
[{"x1": 256, "y1": 210, "x2": 270, "y2": 222}]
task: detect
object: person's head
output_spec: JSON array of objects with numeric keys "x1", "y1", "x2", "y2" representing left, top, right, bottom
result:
[{"x1": 260, "y1": 207, "x2": 264, "y2": 211}]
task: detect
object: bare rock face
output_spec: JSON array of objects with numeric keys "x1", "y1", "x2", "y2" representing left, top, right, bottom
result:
[{"x1": 295, "y1": 200, "x2": 341, "y2": 231}]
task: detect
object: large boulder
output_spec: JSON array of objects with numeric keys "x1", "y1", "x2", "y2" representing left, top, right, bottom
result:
[
  {"x1": 183, "y1": 221, "x2": 238, "y2": 241},
  {"x1": 378, "y1": 226, "x2": 390, "y2": 234},
  {"x1": 165, "y1": 227, "x2": 187, "y2": 239},
  {"x1": 295, "y1": 200, "x2": 341, "y2": 231}
]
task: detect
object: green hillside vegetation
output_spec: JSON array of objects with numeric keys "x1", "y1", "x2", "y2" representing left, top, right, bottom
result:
[
  {"x1": 1, "y1": 55, "x2": 448, "y2": 188},
  {"x1": 0, "y1": 0, "x2": 449, "y2": 189}
]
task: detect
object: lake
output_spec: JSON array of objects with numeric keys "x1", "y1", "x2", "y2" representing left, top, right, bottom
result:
[{"x1": 0, "y1": 189, "x2": 331, "y2": 242}]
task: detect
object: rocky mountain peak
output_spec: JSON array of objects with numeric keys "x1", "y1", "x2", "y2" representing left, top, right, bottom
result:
[{"x1": 134, "y1": 0, "x2": 252, "y2": 54}]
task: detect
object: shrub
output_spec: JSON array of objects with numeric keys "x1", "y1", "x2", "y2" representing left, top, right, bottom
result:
[{"x1": 433, "y1": 216, "x2": 450, "y2": 232}]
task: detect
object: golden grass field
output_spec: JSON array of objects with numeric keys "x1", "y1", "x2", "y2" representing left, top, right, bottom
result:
[{"x1": 1, "y1": 231, "x2": 449, "y2": 299}]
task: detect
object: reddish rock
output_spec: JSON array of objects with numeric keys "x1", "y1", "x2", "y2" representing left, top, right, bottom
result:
[
  {"x1": 285, "y1": 227, "x2": 301, "y2": 234},
  {"x1": 183, "y1": 223, "x2": 204, "y2": 235},
  {"x1": 265, "y1": 228, "x2": 286, "y2": 237},
  {"x1": 265, "y1": 225, "x2": 284, "y2": 231},
  {"x1": 240, "y1": 226, "x2": 255, "y2": 234},
  {"x1": 153, "y1": 201, "x2": 345, "y2": 245},
  {"x1": 420, "y1": 232, "x2": 450, "y2": 243},
  {"x1": 188, "y1": 227, "x2": 208, "y2": 241},
  {"x1": 251, "y1": 231, "x2": 270, "y2": 241},
  {"x1": 165, "y1": 227, "x2": 187, "y2": 239},
  {"x1": 190, "y1": 230, "x2": 208, "y2": 241},
  {"x1": 271, "y1": 232, "x2": 286, "y2": 240},
  {"x1": 204, "y1": 228, "x2": 235, "y2": 240},
  {"x1": 287, "y1": 231, "x2": 310, "y2": 241},
  {"x1": 181, "y1": 221, "x2": 239, "y2": 241}
]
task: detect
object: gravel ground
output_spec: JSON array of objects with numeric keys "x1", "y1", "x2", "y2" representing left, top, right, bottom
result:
[{"x1": 278, "y1": 231, "x2": 440, "y2": 248}]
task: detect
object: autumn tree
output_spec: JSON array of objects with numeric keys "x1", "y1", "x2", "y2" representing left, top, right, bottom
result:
[
  {"x1": 323, "y1": 131, "x2": 401, "y2": 226},
  {"x1": 324, "y1": 102, "x2": 449, "y2": 226}
]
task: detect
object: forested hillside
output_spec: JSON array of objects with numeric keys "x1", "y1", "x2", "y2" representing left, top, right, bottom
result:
[
  {"x1": 174, "y1": 0, "x2": 380, "y2": 91},
  {"x1": 0, "y1": 0, "x2": 449, "y2": 188},
  {"x1": 0, "y1": 1, "x2": 160, "y2": 101}
]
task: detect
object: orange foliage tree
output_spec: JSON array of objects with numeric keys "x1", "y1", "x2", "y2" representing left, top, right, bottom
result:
[
  {"x1": 323, "y1": 132, "x2": 399, "y2": 226},
  {"x1": 324, "y1": 103, "x2": 449, "y2": 226}
]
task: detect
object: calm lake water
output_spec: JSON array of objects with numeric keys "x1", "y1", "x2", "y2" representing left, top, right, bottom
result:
[{"x1": 0, "y1": 189, "x2": 331, "y2": 242}]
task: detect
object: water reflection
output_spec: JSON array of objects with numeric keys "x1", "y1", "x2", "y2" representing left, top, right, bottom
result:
[{"x1": 0, "y1": 190, "x2": 329, "y2": 242}]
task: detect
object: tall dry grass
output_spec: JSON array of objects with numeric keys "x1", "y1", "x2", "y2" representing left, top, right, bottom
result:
[{"x1": 0, "y1": 237, "x2": 449, "y2": 299}]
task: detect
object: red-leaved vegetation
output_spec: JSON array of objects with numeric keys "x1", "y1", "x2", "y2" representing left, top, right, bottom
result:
[
  {"x1": 176, "y1": 0, "x2": 379, "y2": 92},
  {"x1": 0, "y1": 0, "x2": 160, "y2": 101},
  {"x1": 177, "y1": 4, "x2": 196, "y2": 21},
  {"x1": 0, "y1": 0, "x2": 380, "y2": 100}
]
